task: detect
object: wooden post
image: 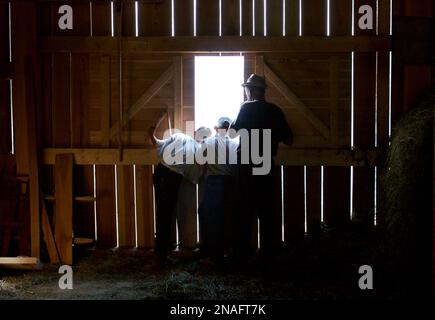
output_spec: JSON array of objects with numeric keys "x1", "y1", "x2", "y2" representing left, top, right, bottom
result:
[
  {"x1": 117, "y1": 165, "x2": 135, "y2": 247},
  {"x1": 55, "y1": 153, "x2": 73, "y2": 264},
  {"x1": 135, "y1": 165, "x2": 155, "y2": 248},
  {"x1": 11, "y1": 1, "x2": 40, "y2": 258}
]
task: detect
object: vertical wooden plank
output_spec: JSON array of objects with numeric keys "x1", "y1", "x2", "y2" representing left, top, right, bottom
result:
[
  {"x1": 92, "y1": 4, "x2": 117, "y2": 248},
  {"x1": 176, "y1": 179, "x2": 198, "y2": 249},
  {"x1": 174, "y1": 0, "x2": 194, "y2": 36},
  {"x1": 122, "y1": 0, "x2": 135, "y2": 36},
  {"x1": 92, "y1": 1, "x2": 112, "y2": 36},
  {"x1": 302, "y1": 0, "x2": 326, "y2": 35},
  {"x1": 117, "y1": 165, "x2": 135, "y2": 247},
  {"x1": 376, "y1": 0, "x2": 391, "y2": 228},
  {"x1": 41, "y1": 196, "x2": 60, "y2": 263},
  {"x1": 284, "y1": 166, "x2": 305, "y2": 242},
  {"x1": 330, "y1": 0, "x2": 352, "y2": 35},
  {"x1": 353, "y1": 0, "x2": 376, "y2": 225},
  {"x1": 222, "y1": 0, "x2": 240, "y2": 36},
  {"x1": 96, "y1": 165, "x2": 116, "y2": 247},
  {"x1": 284, "y1": 0, "x2": 300, "y2": 36},
  {"x1": 0, "y1": 82, "x2": 11, "y2": 154},
  {"x1": 176, "y1": 54, "x2": 196, "y2": 249},
  {"x1": 267, "y1": 0, "x2": 284, "y2": 36},
  {"x1": 324, "y1": 166, "x2": 350, "y2": 228},
  {"x1": 173, "y1": 56, "x2": 183, "y2": 130},
  {"x1": 0, "y1": 3, "x2": 11, "y2": 154},
  {"x1": 323, "y1": 0, "x2": 352, "y2": 230},
  {"x1": 136, "y1": 165, "x2": 154, "y2": 248},
  {"x1": 52, "y1": 53, "x2": 71, "y2": 148},
  {"x1": 11, "y1": 2, "x2": 40, "y2": 258},
  {"x1": 254, "y1": 0, "x2": 264, "y2": 36},
  {"x1": 241, "y1": 0, "x2": 253, "y2": 36},
  {"x1": 301, "y1": 0, "x2": 325, "y2": 236},
  {"x1": 71, "y1": 54, "x2": 94, "y2": 239},
  {"x1": 139, "y1": 1, "x2": 172, "y2": 36},
  {"x1": 55, "y1": 154, "x2": 73, "y2": 264},
  {"x1": 95, "y1": 57, "x2": 116, "y2": 247},
  {"x1": 197, "y1": 0, "x2": 220, "y2": 36},
  {"x1": 306, "y1": 166, "x2": 321, "y2": 235},
  {"x1": 329, "y1": 56, "x2": 339, "y2": 144}
]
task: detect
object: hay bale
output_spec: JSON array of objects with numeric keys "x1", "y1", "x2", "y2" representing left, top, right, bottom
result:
[{"x1": 380, "y1": 93, "x2": 434, "y2": 288}]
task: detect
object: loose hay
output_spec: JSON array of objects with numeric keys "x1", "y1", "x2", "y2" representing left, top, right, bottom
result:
[{"x1": 380, "y1": 93, "x2": 434, "y2": 290}]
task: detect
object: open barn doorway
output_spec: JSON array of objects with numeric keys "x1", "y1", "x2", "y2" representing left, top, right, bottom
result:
[{"x1": 194, "y1": 56, "x2": 245, "y2": 130}]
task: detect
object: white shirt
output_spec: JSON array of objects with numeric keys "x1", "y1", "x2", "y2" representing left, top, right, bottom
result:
[
  {"x1": 155, "y1": 133, "x2": 203, "y2": 184},
  {"x1": 200, "y1": 134, "x2": 239, "y2": 176}
]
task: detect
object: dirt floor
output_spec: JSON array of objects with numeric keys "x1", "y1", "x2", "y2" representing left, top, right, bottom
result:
[{"x1": 0, "y1": 224, "x2": 429, "y2": 300}]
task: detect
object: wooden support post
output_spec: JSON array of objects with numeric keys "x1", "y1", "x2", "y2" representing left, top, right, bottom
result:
[
  {"x1": 306, "y1": 166, "x2": 321, "y2": 235},
  {"x1": 284, "y1": 167, "x2": 305, "y2": 242},
  {"x1": 116, "y1": 165, "x2": 135, "y2": 247},
  {"x1": 55, "y1": 153, "x2": 73, "y2": 264},
  {"x1": 96, "y1": 54, "x2": 117, "y2": 248},
  {"x1": 41, "y1": 194, "x2": 60, "y2": 263},
  {"x1": 176, "y1": 179, "x2": 198, "y2": 249},
  {"x1": 135, "y1": 165, "x2": 155, "y2": 248},
  {"x1": 11, "y1": 1, "x2": 40, "y2": 259}
]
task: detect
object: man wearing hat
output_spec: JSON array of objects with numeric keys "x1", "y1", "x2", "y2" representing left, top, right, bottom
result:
[{"x1": 230, "y1": 74, "x2": 293, "y2": 262}]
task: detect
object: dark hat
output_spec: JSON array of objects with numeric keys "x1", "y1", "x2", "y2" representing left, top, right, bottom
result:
[{"x1": 242, "y1": 74, "x2": 267, "y2": 89}]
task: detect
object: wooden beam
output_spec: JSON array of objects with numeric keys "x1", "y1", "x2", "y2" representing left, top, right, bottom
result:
[
  {"x1": 264, "y1": 62, "x2": 330, "y2": 139},
  {"x1": 54, "y1": 153, "x2": 73, "y2": 265},
  {"x1": 110, "y1": 64, "x2": 173, "y2": 138},
  {"x1": 0, "y1": 62, "x2": 13, "y2": 80},
  {"x1": 41, "y1": 196, "x2": 60, "y2": 264},
  {"x1": 39, "y1": 36, "x2": 392, "y2": 53},
  {"x1": 0, "y1": 257, "x2": 41, "y2": 270},
  {"x1": 42, "y1": 148, "x2": 380, "y2": 166}
]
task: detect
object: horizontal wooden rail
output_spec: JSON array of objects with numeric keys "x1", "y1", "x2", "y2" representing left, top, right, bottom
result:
[
  {"x1": 44, "y1": 195, "x2": 96, "y2": 202},
  {"x1": 39, "y1": 36, "x2": 392, "y2": 53},
  {"x1": 42, "y1": 148, "x2": 380, "y2": 166}
]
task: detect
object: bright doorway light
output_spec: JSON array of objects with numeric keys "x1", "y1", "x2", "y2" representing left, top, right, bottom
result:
[{"x1": 194, "y1": 56, "x2": 245, "y2": 131}]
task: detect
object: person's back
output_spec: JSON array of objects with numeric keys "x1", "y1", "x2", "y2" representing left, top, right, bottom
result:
[
  {"x1": 230, "y1": 74, "x2": 293, "y2": 262},
  {"x1": 232, "y1": 100, "x2": 292, "y2": 158}
]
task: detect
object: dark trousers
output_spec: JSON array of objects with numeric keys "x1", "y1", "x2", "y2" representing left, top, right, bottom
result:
[
  {"x1": 234, "y1": 164, "x2": 277, "y2": 257},
  {"x1": 153, "y1": 164, "x2": 183, "y2": 257},
  {"x1": 198, "y1": 175, "x2": 233, "y2": 258}
]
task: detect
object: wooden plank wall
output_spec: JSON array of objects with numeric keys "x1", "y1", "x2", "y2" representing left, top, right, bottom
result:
[
  {"x1": 31, "y1": 0, "x2": 393, "y2": 255},
  {"x1": 0, "y1": 3, "x2": 11, "y2": 155}
]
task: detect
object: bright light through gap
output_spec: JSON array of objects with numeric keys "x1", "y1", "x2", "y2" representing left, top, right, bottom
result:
[
  {"x1": 111, "y1": 1, "x2": 114, "y2": 37},
  {"x1": 195, "y1": 56, "x2": 245, "y2": 131},
  {"x1": 135, "y1": 1, "x2": 139, "y2": 37}
]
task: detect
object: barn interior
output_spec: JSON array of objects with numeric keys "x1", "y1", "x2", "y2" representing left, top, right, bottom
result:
[{"x1": 0, "y1": 0, "x2": 434, "y2": 300}]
